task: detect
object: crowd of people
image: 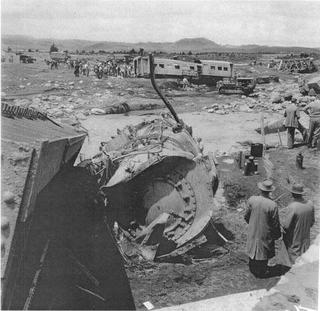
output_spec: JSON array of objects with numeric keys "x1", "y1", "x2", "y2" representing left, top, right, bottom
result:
[
  {"x1": 91, "y1": 60, "x2": 134, "y2": 79},
  {"x1": 45, "y1": 57, "x2": 135, "y2": 80}
]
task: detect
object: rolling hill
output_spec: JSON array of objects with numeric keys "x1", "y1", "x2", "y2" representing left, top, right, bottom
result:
[{"x1": 2, "y1": 35, "x2": 319, "y2": 54}]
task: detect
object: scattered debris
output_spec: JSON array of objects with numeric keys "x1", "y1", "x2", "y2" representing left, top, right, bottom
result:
[
  {"x1": 299, "y1": 76, "x2": 320, "y2": 95},
  {"x1": 268, "y1": 57, "x2": 317, "y2": 73},
  {"x1": 143, "y1": 301, "x2": 155, "y2": 310},
  {"x1": 256, "y1": 75, "x2": 279, "y2": 84},
  {"x1": 2, "y1": 191, "x2": 15, "y2": 204}
]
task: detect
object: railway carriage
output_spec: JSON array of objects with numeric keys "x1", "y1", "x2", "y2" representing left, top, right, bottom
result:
[
  {"x1": 134, "y1": 56, "x2": 199, "y2": 78},
  {"x1": 201, "y1": 60, "x2": 233, "y2": 80},
  {"x1": 133, "y1": 56, "x2": 233, "y2": 85}
]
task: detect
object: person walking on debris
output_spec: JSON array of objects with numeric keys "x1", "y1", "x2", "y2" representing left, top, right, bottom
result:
[
  {"x1": 244, "y1": 179, "x2": 281, "y2": 278},
  {"x1": 303, "y1": 99, "x2": 320, "y2": 148},
  {"x1": 284, "y1": 99, "x2": 301, "y2": 149},
  {"x1": 82, "y1": 63, "x2": 87, "y2": 75},
  {"x1": 282, "y1": 183, "x2": 314, "y2": 264},
  {"x1": 51, "y1": 60, "x2": 58, "y2": 70},
  {"x1": 182, "y1": 77, "x2": 189, "y2": 89},
  {"x1": 74, "y1": 60, "x2": 80, "y2": 77}
]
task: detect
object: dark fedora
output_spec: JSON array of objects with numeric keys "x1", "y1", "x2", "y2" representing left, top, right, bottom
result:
[
  {"x1": 288, "y1": 183, "x2": 305, "y2": 195},
  {"x1": 257, "y1": 179, "x2": 275, "y2": 192}
]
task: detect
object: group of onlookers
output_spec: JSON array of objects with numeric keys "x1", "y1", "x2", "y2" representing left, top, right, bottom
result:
[
  {"x1": 63, "y1": 59, "x2": 135, "y2": 79},
  {"x1": 44, "y1": 57, "x2": 135, "y2": 79},
  {"x1": 92, "y1": 61, "x2": 134, "y2": 79},
  {"x1": 245, "y1": 179, "x2": 314, "y2": 278}
]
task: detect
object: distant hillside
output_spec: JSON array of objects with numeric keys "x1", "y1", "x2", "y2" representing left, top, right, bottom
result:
[
  {"x1": 222, "y1": 44, "x2": 320, "y2": 54},
  {"x1": 82, "y1": 37, "x2": 221, "y2": 53},
  {"x1": 1, "y1": 35, "x2": 95, "y2": 52},
  {"x1": 173, "y1": 37, "x2": 220, "y2": 51},
  {"x1": 2, "y1": 35, "x2": 320, "y2": 54}
]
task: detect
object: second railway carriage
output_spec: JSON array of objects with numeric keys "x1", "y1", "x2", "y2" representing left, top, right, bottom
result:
[
  {"x1": 134, "y1": 56, "x2": 199, "y2": 79},
  {"x1": 133, "y1": 56, "x2": 233, "y2": 85},
  {"x1": 200, "y1": 60, "x2": 234, "y2": 85}
]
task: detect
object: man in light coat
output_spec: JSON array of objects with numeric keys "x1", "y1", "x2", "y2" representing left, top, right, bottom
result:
[
  {"x1": 244, "y1": 179, "x2": 281, "y2": 278},
  {"x1": 303, "y1": 99, "x2": 320, "y2": 148},
  {"x1": 282, "y1": 183, "x2": 314, "y2": 264}
]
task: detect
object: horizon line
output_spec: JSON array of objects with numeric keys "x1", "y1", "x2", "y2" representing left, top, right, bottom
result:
[{"x1": 2, "y1": 34, "x2": 320, "y2": 49}]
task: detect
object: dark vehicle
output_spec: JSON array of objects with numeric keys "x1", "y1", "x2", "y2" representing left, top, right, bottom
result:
[
  {"x1": 217, "y1": 77, "x2": 256, "y2": 96},
  {"x1": 19, "y1": 55, "x2": 36, "y2": 63}
]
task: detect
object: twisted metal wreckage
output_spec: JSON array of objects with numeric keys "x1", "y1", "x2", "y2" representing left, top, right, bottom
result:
[{"x1": 81, "y1": 54, "x2": 219, "y2": 261}]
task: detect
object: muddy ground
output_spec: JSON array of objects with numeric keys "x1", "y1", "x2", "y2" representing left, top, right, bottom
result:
[{"x1": 1, "y1": 58, "x2": 319, "y2": 310}]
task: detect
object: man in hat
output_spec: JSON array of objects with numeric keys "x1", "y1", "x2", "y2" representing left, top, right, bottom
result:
[
  {"x1": 282, "y1": 183, "x2": 314, "y2": 264},
  {"x1": 284, "y1": 100, "x2": 300, "y2": 149},
  {"x1": 303, "y1": 99, "x2": 320, "y2": 148},
  {"x1": 244, "y1": 179, "x2": 281, "y2": 278}
]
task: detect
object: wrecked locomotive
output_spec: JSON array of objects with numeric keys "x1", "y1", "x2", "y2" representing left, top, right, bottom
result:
[{"x1": 80, "y1": 55, "x2": 219, "y2": 260}]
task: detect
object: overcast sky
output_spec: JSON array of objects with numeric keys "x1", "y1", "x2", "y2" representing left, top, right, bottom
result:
[{"x1": 1, "y1": 0, "x2": 320, "y2": 47}]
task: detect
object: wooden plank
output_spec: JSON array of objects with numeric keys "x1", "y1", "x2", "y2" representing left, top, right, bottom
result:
[
  {"x1": 260, "y1": 113, "x2": 266, "y2": 156},
  {"x1": 21, "y1": 139, "x2": 68, "y2": 221},
  {"x1": 63, "y1": 135, "x2": 86, "y2": 164},
  {"x1": 277, "y1": 129, "x2": 283, "y2": 146}
]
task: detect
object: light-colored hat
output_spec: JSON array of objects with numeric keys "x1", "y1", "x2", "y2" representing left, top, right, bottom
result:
[
  {"x1": 288, "y1": 183, "x2": 305, "y2": 195},
  {"x1": 257, "y1": 179, "x2": 275, "y2": 192},
  {"x1": 309, "y1": 89, "x2": 316, "y2": 97}
]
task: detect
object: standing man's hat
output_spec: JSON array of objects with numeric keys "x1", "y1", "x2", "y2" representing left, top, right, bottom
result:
[
  {"x1": 288, "y1": 183, "x2": 305, "y2": 195},
  {"x1": 257, "y1": 179, "x2": 275, "y2": 192},
  {"x1": 309, "y1": 89, "x2": 316, "y2": 96}
]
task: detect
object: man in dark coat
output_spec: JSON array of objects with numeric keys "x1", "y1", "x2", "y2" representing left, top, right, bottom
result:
[
  {"x1": 284, "y1": 100, "x2": 300, "y2": 149},
  {"x1": 283, "y1": 183, "x2": 314, "y2": 264},
  {"x1": 244, "y1": 179, "x2": 281, "y2": 278},
  {"x1": 74, "y1": 60, "x2": 80, "y2": 77}
]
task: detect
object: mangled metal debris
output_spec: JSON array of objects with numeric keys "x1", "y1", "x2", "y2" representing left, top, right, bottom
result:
[
  {"x1": 80, "y1": 55, "x2": 219, "y2": 261},
  {"x1": 299, "y1": 76, "x2": 320, "y2": 95},
  {"x1": 256, "y1": 75, "x2": 279, "y2": 84},
  {"x1": 268, "y1": 57, "x2": 317, "y2": 73}
]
